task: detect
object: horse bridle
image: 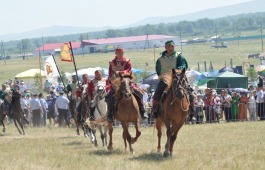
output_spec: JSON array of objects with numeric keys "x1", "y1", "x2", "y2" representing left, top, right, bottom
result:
[
  {"x1": 95, "y1": 85, "x2": 107, "y2": 116},
  {"x1": 170, "y1": 74, "x2": 190, "y2": 111},
  {"x1": 120, "y1": 78, "x2": 133, "y2": 100}
]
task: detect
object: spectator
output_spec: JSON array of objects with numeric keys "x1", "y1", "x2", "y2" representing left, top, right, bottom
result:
[
  {"x1": 19, "y1": 81, "x2": 27, "y2": 94},
  {"x1": 39, "y1": 93, "x2": 48, "y2": 126},
  {"x1": 238, "y1": 92, "x2": 248, "y2": 121},
  {"x1": 29, "y1": 93, "x2": 42, "y2": 127},
  {"x1": 204, "y1": 90, "x2": 215, "y2": 123},
  {"x1": 46, "y1": 94, "x2": 56, "y2": 126},
  {"x1": 256, "y1": 85, "x2": 264, "y2": 120},
  {"x1": 214, "y1": 95, "x2": 222, "y2": 119},
  {"x1": 231, "y1": 92, "x2": 239, "y2": 121},
  {"x1": 195, "y1": 94, "x2": 204, "y2": 124},
  {"x1": 221, "y1": 90, "x2": 232, "y2": 122},
  {"x1": 248, "y1": 91, "x2": 256, "y2": 121},
  {"x1": 55, "y1": 91, "x2": 70, "y2": 127},
  {"x1": 44, "y1": 80, "x2": 51, "y2": 93},
  {"x1": 20, "y1": 93, "x2": 30, "y2": 122}
]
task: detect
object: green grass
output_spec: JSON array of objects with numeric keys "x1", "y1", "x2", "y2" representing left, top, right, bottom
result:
[
  {"x1": 0, "y1": 39, "x2": 263, "y2": 84},
  {"x1": 0, "y1": 122, "x2": 265, "y2": 170}
]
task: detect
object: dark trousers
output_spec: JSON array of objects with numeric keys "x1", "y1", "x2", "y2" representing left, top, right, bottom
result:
[
  {"x1": 69, "y1": 99, "x2": 76, "y2": 118},
  {"x1": 257, "y1": 103, "x2": 264, "y2": 120},
  {"x1": 58, "y1": 108, "x2": 69, "y2": 127},
  {"x1": 32, "y1": 109, "x2": 41, "y2": 127},
  {"x1": 153, "y1": 81, "x2": 167, "y2": 101},
  {"x1": 224, "y1": 107, "x2": 232, "y2": 122},
  {"x1": 106, "y1": 88, "x2": 115, "y2": 116}
]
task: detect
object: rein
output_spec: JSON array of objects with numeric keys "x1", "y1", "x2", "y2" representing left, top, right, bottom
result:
[{"x1": 170, "y1": 79, "x2": 190, "y2": 112}]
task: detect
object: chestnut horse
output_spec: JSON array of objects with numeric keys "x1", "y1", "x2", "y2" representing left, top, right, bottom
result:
[
  {"x1": 156, "y1": 69, "x2": 190, "y2": 157},
  {"x1": 107, "y1": 73, "x2": 141, "y2": 153}
]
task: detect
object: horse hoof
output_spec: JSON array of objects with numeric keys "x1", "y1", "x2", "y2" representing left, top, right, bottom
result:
[
  {"x1": 77, "y1": 132, "x2": 80, "y2": 136},
  {"x1": 130, "y1": 149, "x2": 134, "y2": 154},
  {"x1": 157, "y1": 149, "x2": 161, "y2": 154},
  {"x1": 2, "y1": 128, "x2": 6, "y2": 133},
  {"x1": 107, "y1": 146, "x2": 113, "y2": 151},
  {"x1": 163, "y1": 151, "x2": 170, "y2": 157},
  {"x1": 94, "y1": 142, "x2": 98, "y2": 147}
]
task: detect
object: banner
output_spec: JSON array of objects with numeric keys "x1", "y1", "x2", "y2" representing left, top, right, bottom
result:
[
  {"x1": 60, "y1": 42, "x2": 73, "y2": 62},
  {"x1": 43, "y1": 55, "x2": 59, "y2": 81}
]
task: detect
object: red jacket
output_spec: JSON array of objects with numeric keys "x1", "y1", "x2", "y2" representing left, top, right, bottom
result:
[{"x1": 106, "y1": 57, "x2": 132, "y2": 92}]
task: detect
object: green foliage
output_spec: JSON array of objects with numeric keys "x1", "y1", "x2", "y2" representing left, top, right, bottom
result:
[
  {"x1": 33, "y1": 73, "x2": 42, "y2": 92},
  {"x1": 246, "y1": 67, "x2": 258, "y2": 81}
]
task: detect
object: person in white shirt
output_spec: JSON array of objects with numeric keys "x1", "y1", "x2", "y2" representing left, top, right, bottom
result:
[
  {"x1": 55, "y1": 91, "x2": 70, "y2": 127},
  {"x1": 256, "y1": 85, "x2": 264, "y2": 120},
  {"x1": 29, "y1": 93, "x2": 42, "y2": 127},
  {"x1": 38, "y1": 93, "x2": 48, "y2": 126},
  {"x1": 248, "y1": 91, "x2": 256, "y2": 121},
  {"x1": 19, "y1": 82, "x2": 27, "y2": 94}
]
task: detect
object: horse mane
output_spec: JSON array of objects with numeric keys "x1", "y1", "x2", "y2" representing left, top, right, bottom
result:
[{"x1": 159, "y1": 69, "x2": 185, "y2": 92}]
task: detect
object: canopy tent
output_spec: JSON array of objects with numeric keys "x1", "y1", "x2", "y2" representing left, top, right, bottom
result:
[
  {"x1": 142, "y1": 73, "x2": 159, "y2": 89},
  {"x1": 207, "y1": 71, "x2": 248, "y2": 93},
  {"x1": 219, "y1": 66, "x2": 238, "y2": 73},
  {"x1": 16, "y1": 69, "x2": 45, "y2": 78},
  {"x1": 15, "y1": 69, "x2": 46, "y2": 90}
]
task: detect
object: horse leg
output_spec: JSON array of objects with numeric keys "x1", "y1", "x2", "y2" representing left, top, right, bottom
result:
[
  {"x1": 17, "y1": 118, "x2": 26, "y2": 135},
  {"x1": 93, "y1": 126, "x2": 98, "y2": 147},
  {"x1": 1, "y1": 120, "x2": 6, "y2": 133},
  {"x1": 131, "y1": 119, "x2": 141, "y2": 144},
  {"x1": 156, "y1": 118, "x2": 162, "y2": 153},
  {"x1": 121, "y1": 123, "x2": 128, "y2": 152},
  {"x1": 123, "y1": 122, "x2": 133, "y2": 153},
  {"x1": 163, "y1": 118, "x2": 171, "y2": 157},
  {"x1": 76, "y1": 123, "x2": 80, "y2": 135},
  {"x1": 104, "y1": 126, "x2": 108, "y2": 147},
  {"x1": 14, "y1": 119, "x2": 22, "y2": 135},
  {"x1": 169, "y1": 123, "x2": 183, "y2": 157},
  {"x1": 107, "y1": 122, "x2": 113, "y2": 151},
  {"x1": 98, "y1": 126, "x2": 105, "y2": 147}
]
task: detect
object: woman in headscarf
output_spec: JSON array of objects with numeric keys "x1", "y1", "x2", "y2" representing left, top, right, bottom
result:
[{"x1": 231, "y1": 92, "x2": 239, "y2": 121}]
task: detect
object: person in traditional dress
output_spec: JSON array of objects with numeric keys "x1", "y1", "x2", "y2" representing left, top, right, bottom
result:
[
  {"x1": 231, "y1": 92, "x2": 239, "y2": 121},
  {"x1": 88, "y1": 70, "x2": 106, "y2": 120},
  {"x1": 248, "y1": 91, "x2": 256, "y2": 121},
  {"x1": 105, "y1": 48, "x2": 148, "y2": 122},
  {"x1": 238, "y1": 92, "x2": 248, "y2": 121},
  {"x1": 151, "y1": 40, "x2": 188, "y2": 118}
]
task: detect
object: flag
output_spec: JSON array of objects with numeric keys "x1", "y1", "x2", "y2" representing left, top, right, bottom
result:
[
  {"x1": 44, "y1": 55, "x2": 59, "y2": 81},
  {"x1": 60, "y1": 42, "x2": 73, "y2": 62}
]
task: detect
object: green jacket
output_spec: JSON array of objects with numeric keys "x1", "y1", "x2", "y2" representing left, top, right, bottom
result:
[
  {"x1": 0, "y1": 90, "x2": 7, "y2": 100},
  {"x1": 156, "y1": 51, "x2": 188, "y2": 76}
]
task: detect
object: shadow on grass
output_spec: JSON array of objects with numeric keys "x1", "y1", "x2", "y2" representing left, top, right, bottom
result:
[
  {"x1": 90, "y1": 149, "x2": 124, "y2": 156},
  {"x1": 64, "y1": 141, "x2": 84, "y2": 146},
  {"x1": 57, "y1": 136, "x2": 76, "y2": 139},
  {"x1": 129, "y1": 152, "x2": 169, "y2": 162}
]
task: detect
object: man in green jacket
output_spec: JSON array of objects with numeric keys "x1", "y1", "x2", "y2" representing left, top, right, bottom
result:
[{"x1": 152, "y1": 40, "x2": 188, "y2": 118}]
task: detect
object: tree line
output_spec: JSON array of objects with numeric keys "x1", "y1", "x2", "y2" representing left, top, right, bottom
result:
[{"x1": 3, "y1": 12, "x2": 265, "y2": 55}]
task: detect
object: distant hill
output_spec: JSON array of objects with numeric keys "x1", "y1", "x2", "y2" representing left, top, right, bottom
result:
[
  {"x1": 0, "y1": 25, "x2": 111, "y2": 41},
  {"x1": 1, "y1": 0, "x2": 265, "y2": 41},
  {"x1": 126, "y1": 0, "x2": 265, "y2": 27}
]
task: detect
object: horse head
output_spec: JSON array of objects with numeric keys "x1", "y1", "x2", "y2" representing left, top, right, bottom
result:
[
  {"x1": 171, "y1": 68, "x2": 188, "y2": 100},
  {"x1": 119, "y1": 72, "x2": 134, "y2": 100},
  {"x1": 96, "y1": 85, "x2": 106, "y2": 99}
]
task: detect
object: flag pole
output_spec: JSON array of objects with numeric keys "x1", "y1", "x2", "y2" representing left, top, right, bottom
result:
[
  {"x1": 51, "y1": 54, "x2": 66, "y2": 89},
  {"x1": 69, "y1": 41, "x2": 80, "y2": 87},
  {"x1": 38, "y1": 49, "x2": 43, "y2": 91}
]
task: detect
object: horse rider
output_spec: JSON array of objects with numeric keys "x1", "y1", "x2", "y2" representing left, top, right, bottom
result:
[
  {"x1": 88, "y1": 70, "x2": 106, "y2": 120},
  {"x1": 66, "y1": 75, "x2": 81, "y2": 120},
  {"x1": 0, "y1": 84, "x2": 12, "y2": 117},
  {"x1": 105, "y1": 48, "x2": 149, "y2": 123},
  {"x1": 152, "y1": 40, "x2": 188, "y2": 118}
]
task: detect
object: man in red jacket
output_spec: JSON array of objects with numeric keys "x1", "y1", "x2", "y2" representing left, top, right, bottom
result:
[
  {"x1": 105, "y1": 48, "x2": 148, "y2": 123},
  {"x1": 87, "y1": 70, "x2": 105, "y2": 120}
]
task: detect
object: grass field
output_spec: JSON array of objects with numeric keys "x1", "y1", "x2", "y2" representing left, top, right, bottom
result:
[
  {"x1": 0, "y1": 39, "x2": 263, "y2": 84},
  {"x1": 0, "y1": 121, "x2": 265, "y2": 170}
]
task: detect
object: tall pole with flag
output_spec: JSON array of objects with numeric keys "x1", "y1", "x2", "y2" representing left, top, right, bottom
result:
[
  {"x1": 60, "y1": 42, "x2": 80, "y2": 86},
  {"x1": 38, "y1": 49, "x2": 43, "y2": 90}
]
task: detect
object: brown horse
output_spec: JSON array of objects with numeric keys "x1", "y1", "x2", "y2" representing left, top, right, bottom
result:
[
  {"x1": 107, "y1": 73, "x2": 141, "y2": 153},
  {"x1": 156, "y1": 69, "x2": 190, "y2": 157},
  {"x1": 10, "y1": 90, "x2": 28, "y2": 135},
  {"x1": 0, "y1": 101, "x2": 7, "y2": 133}
]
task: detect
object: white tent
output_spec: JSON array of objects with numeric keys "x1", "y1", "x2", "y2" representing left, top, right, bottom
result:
[{"x1": 15, "y1": 69, "x2": 45, "y2": 90}]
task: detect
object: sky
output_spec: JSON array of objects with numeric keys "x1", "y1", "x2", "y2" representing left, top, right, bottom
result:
[{"x1": 0, "y1": 0, "x2": 253, "y2": 35}]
